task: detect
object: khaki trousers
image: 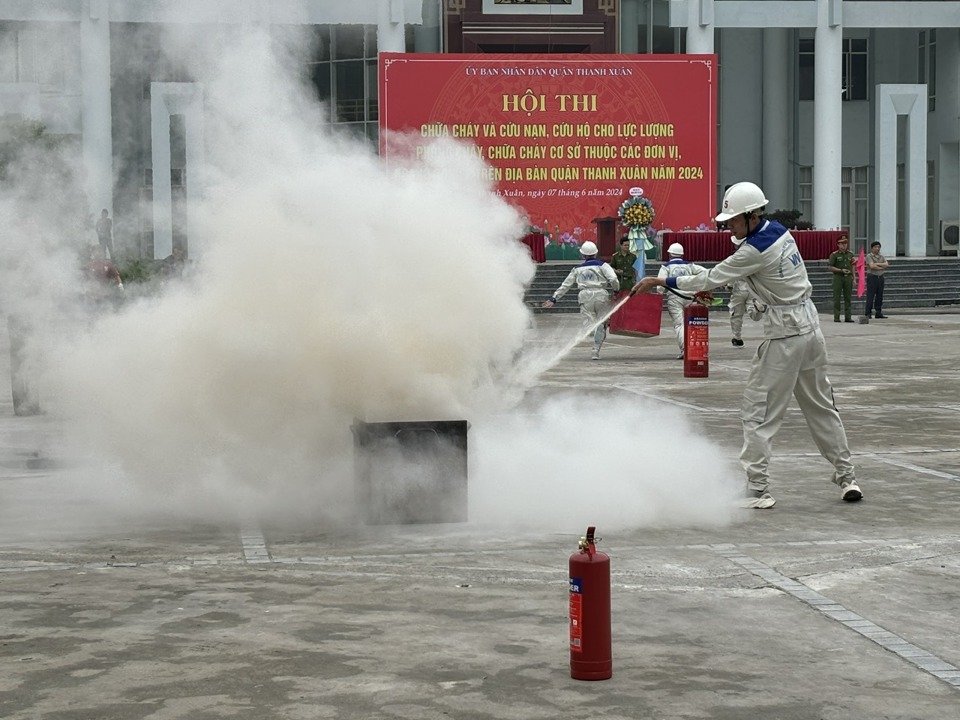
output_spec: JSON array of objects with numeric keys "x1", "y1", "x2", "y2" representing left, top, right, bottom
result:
[
  {"x1": 665, "y1": 295, "x2": 687, "y2": 352},
  {"x1": 729, "y1": 290, "x2": 749, "y2": 341},
  {"x1": 579, "y1": 290, "x2": 610, "y2": 352},
  {"x1": 739, "y1": 330, "x2": 856, "y2": 494}
]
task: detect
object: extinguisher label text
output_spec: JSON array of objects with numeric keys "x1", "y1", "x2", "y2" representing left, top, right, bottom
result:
[
  {"x1": 569, "y1": 577, "x2": 583, "y2": 652},
  {"x1": 686, "y1": 317, "x2": 708, "y2": 362}
]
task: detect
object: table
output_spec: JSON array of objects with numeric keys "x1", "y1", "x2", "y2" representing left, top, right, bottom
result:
[
  {"x1": 520, "y1": 232, "x2": 546, "y2": 263},
  {"x1": 660, "y1": 230, "x2": 845, "y2": 261}
]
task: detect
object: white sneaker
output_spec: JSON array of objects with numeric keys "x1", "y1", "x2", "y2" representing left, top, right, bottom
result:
[
  {"x1": 591, "y1": 349, "x2": 600, "y2": 360},
  {"x1": 840, "y1": 480, "x2": 863, "y2": 502},
  {"x1": 744, "y1": 492, "x2": 776, "y2": 509}
]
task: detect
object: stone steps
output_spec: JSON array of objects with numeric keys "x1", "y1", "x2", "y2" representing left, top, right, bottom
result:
[{"x1": 526, "y1": 258, "x2": 960, "y2": 314}]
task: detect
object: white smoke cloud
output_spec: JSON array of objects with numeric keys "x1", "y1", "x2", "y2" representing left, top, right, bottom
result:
[
  {"x1": 470, "y1": 393, "x2": 741, "y2": 531},
  {"x1": 3, "y1": 24, "x2": 739, "y2": 534},
  {"x1": 39, "y1": 27, "x2": 532, "y2": 525}
]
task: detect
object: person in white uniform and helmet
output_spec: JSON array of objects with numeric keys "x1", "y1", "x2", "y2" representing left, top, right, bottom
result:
[
  {"x1": 631, "y1": 182, "x2": 863, "y2": 509},
  {"x1": 657, "y1": 242, "x2": 706, "y2": 359},
  {"x1": 542, "y1": 241, "x2": 619, "y2": 360},
  {"x1": 728, "y1": 279, "x2": 756, "y2": 347}
]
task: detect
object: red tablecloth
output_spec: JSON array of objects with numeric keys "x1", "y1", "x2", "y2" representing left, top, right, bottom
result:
[
  {"x1": 520, "y1": 232, "x2": 546, "y2": 263},
  {"x1": 660, "y1": 230, "x2": 845, "y2": 261}
]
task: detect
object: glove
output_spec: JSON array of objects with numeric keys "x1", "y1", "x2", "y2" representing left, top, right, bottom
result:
[{"x1": 118, "y1": 282, "x2": 124, "y2": 291}]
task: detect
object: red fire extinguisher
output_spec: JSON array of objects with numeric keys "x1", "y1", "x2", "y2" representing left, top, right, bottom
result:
[
  {"x1": 569, "y1": 526, "x2": 611, "y2": 680},
  {"x1": 683, "y1": 297, "x2": 710, "y2": 378}
]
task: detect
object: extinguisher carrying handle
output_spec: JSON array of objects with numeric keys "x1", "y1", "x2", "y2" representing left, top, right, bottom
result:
[{"x1": 578, "y1": 526, "x2": 601, "y2": 557}]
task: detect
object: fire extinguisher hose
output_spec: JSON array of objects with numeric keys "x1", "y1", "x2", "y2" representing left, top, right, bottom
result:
[
  {"x1": 630, "y1": 284, "x2": 723, "y2": 306},
  {"x1": 664, "y1": 286, "x2": 724, "y2": 306}
]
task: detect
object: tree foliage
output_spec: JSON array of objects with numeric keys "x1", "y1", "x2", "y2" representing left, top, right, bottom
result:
[{"x1": 767, "y1": 208, "x2": 813, "y2": 230}]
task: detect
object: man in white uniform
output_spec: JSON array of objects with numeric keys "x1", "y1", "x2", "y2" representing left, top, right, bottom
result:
[
  {"x1": 542, "y1": 241, "x2": 619, "y2": 360},
  {"x1": 657, "y1": 243, "x2": 706, "y2": 359},
  {"x1": 631, "y1": 182, "x2": 863, "y2": 508}
]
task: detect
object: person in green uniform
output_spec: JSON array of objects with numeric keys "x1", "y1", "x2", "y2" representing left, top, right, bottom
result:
[
  {"x1": 609, "y1": 237, "x2": 637, "y2": 294},
  {"x1": 828, "y1": 234, "x2": 855, "y2": 322}
]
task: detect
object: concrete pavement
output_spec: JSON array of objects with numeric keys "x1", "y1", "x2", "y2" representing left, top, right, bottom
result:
[{"x1": 1, "y1": 310, "x2": 959, "y2": 719}]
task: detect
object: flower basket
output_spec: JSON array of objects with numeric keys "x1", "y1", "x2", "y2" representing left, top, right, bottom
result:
[{"x1": 618, "y1": 193, "x2": 657, "y2": 258}]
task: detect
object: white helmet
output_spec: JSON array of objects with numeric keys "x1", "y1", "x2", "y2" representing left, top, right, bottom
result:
[
  {"x1": 580, "y1": 241, "x2": 598, "y2": 256},
  {"x1": 667, "y1": 242, "x2": 684, "y2": 256},
  {"x1": 715, "y1": 181, "x2": 769, "y2": 222}
]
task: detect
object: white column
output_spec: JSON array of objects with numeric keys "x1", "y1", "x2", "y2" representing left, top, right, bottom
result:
[
  {"x1": 762, "y1": 28, "x2": 791, "y2": 208},
  {"x1": 686, "y1": 0, "x2": 715, "y2": 54},
  {"x1": 875, "y1": 85, "x2": 927, "y2": 257},
  {"x1": 813, "y1": 0, "x2": 842, "y2": 230},
  {"x1": 80, "y1": 0, "x2": 113, "y2": 220},
  {"x1": 150, "y1": 93, "x2": 173, "y2": 261},
  {"x1": 378, "y1": 0, "x2": 407, "y2": 53},
  {"x1": 904, "y1": 93, "x2": 927, "y2": 256},
  {"x1": 151, "y1": 83, "x2": 205, "y2": 260}
]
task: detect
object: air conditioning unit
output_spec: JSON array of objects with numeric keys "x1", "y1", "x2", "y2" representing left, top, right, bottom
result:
[{"x1": 941, "y1": 221, "x2": 959, "y2": 256}]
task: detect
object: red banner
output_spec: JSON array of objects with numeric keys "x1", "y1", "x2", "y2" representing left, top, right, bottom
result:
[{"x1": 380, "y1": 53, "x2": 717, "y2": 243}]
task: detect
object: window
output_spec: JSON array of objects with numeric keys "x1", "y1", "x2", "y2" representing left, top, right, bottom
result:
[
  {"x1": 483, "y1": 0, "x2": 582, "y2": 14},
  {"x1": 0, "y1": 26, "x2": 17, "y2": 83},
  {"x1": 918, "y1": 31, "x2": 925, "y2": 90},
  {"x1": 651, "y1": 0, "x2": 678, "y2": 54},
  {"x1": 334, "y1": 25, "x2": 365, "y2": 60},
  {"x1": 307, "y1": 25, "x2": 379, "y2": 143},
  {"x1": 930, "y1": 31, "x2": 937, "y2": 111},
  {"x1": 798, "y1": 38, "x2": 814, "y2": 101},
  {"x1": 896, "y1": 162, "x2": 905, "y2": 255},
  {"x1": 799, "y1": 37, "x2": 869, "y2": 101},
  {"x1": 841, "y1": 166, "x2": 869, "y2": 247},
  {"x1": 927, "y1": 159, "x2": 935, "y2": 248},
  {"x1": 0, "y1": 23, "x2": 64, "y2": 91},
  {"x1": 918, "y1": 30, "x2": 936, "y2": 112},
  {"x1": 854, "y1": 166, "x2": 868, "y2": 246},
  {"x1": 842, "y1": 38, "x2": 867, "y2": 101},
  {"x1": 335, "y1": 61, "x2": 365, "y2": 122},
  {"x1": 799, "y1": 166, "x2": 813, "y2": 222}
]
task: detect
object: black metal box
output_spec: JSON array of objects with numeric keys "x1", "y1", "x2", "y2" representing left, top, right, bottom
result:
[{"x1": 351, "y1": 420, "x2": 468, "y2": 525}]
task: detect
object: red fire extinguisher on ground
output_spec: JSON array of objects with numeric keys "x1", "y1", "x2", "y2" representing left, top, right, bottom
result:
[
  {"x1": 683, "y1": 296, "x2": 710, "y2": 378},
  {"x1": 569, "y1": 526, "x2": 611, "y2": 680}
]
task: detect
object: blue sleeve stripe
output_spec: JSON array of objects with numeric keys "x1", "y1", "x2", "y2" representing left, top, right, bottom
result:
[{"x1": 666, "y1": 277, "x2": 678, "y2": 289}]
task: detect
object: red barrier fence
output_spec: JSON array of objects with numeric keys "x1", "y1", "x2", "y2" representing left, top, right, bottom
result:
[{"x1": 660, "y1": 230, "x2": 846, "y2": 262}]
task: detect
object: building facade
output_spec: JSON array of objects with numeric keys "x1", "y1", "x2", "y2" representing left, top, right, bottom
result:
[{"x1": 0, "y1": 0, "x2": 957, "y2": 258}]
